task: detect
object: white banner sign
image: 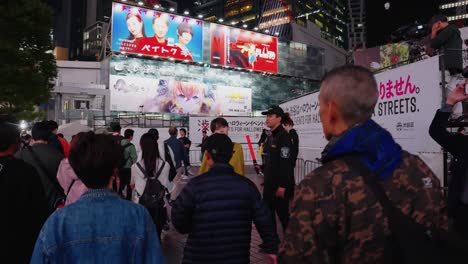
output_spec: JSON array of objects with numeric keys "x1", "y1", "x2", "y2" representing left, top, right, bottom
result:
[
  {"x1": 373, "y1": 56, "x2": 442, "y2": 154},
  {"x1": 278, "y1": 57, "x2": 444, "y2": 182},
  {"x1": 280, "y1": 92, "x2": 327, "y2": 151},
  {"x1": 189, "y1": 116, "x2": 266, "y2": 144}
]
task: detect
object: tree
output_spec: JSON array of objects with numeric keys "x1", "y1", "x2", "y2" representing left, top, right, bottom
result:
[{"x1": 0, "y1": 0, "x2": 57, "y2": 119}]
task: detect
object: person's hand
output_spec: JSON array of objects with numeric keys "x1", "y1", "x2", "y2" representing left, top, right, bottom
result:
[
  {"x1": 275, "y1": 187, "x2": 286, "y2": 198},
  {"x1": 447, "y1": 82, "x2": 468, "y2": 105},
  {"x1": 266, "y1": 254, "x2": 277, "y2": 264}
]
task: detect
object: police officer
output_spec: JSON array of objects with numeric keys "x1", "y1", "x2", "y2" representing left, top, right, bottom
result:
[{"x1": 261, "y1": 105, "x2": 294, "y2": 233}]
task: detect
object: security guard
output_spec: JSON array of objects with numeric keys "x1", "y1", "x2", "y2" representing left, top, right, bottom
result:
[{"x1": 261, "y1": 105, "x2": 294, "y2": 233}]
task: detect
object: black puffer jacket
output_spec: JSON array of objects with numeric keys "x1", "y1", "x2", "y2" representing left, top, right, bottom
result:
[{"x1": 171, "y1": 164, "x2": 279, "y2": 264}]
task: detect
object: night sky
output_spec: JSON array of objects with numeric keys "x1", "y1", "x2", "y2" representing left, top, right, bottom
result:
[{"x1": 366, "y1": 0, "x2": 443, "y2": 47}]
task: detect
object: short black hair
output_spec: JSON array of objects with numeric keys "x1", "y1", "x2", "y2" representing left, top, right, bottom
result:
[
  {"x1": 429, "y1": 15, "x2": 448, "y2": 28},
  {"x1": 69, "y1": 132, "x2": 122, "y2": 189},
  {"x1": 31, "y1": 121, "x2": 52, "y2": 141},
  {"x1": 47, "y1": 120, "x2": 59, "y2": 131},
  {"x1": 210, "y1": 117, "x2": 229, "y2": 133},
  {"x1": 124, "y1": 129, "x2": 134, "y2": 139},
  {"x1": 0, "y1": 121, "x2": 20, "y2": 152},
  {"x1": 180, "y1": 128, "x2": 187, "y2": 134},
  {"x1": 110, "y1": 122, "x2": 121, "y2": 133},
  {"x1": 205, "y1": 133, "x2": 233, "y2": 164}
]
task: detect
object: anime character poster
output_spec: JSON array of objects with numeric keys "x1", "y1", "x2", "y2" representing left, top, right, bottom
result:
[
  {"x1": 210, "y1": 24, "x2": 278, "y2": 73},
  {"x1": 110, "y1": 75, "x2": 252, "y2": 115},
  {"x1": 111, "y1": 2, "x2": 203, "y2": 62}
]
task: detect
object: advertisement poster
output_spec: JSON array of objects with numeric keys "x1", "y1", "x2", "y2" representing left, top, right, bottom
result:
[
  {"x1": 110, "y1": 75, "x2": 252, "y2": 115},
  {"x1": 189, "y1": 116, "x2": 266, "y2": 144},
  {"x1": 111, "y1": 2, "x2": 203, "y2": 62},
  {"x1": 379, "y1": 43, "x2": 409, "y2": 68},
  {"x1": 373, "y1": 56, "x2": 442, "y2": 154},
  {"x1": 353, "y1": 43, "x2": 409, "y2": 71},
  {"x1": 210, "y1": 24, "x2": 278, "y2": 73}
]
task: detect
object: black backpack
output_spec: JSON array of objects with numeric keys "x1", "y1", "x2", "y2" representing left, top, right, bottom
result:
[
  {"x1": 137, "y1": 161, "x2": 166, "y2": 209},
  {"x1": 352, "y1": 158, "x2": 468, "y2": 264},
  {"x1": 27, "y1": 146, "x2": 65, "y2": 211},
  {"x1": 164, "y1": 143, "x2": 177, "y2": 182},
  {"x1": 113, "y1": 135, "x2": 133, "y2": 169}
]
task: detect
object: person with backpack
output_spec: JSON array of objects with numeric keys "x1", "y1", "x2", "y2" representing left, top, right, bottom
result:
[
  {"x1": 16, "y1": 121, "x2": 65, "y2": 213},
  {"x1": 278, "y1": 65, "x2": 449, "y2": 263},
  {"x1": 120, "y1": 129, "x2": 137, "y2": 200},
  {"x1": 131, "y1": 133, "x2": 170, "y2": 240},
  {"x1": 0, "y1": 117, "x2": 49, "y2": 262}
]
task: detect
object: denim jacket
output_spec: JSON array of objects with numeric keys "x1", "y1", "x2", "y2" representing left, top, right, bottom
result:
[{"x1": 31, "y1": 189, "x2": 164, "y2": 263}]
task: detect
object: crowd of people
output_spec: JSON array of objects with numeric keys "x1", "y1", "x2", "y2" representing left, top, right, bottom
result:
[{"x1": 5, "y1": 16, "x2": 468, "y2": 260}]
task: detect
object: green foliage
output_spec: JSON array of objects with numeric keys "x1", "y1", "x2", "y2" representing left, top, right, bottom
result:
[{"x1": 0, "y1": 0, "x2": 57, "y2": 118}]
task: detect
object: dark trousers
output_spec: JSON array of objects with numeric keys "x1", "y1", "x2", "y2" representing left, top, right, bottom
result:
[
  {"x1": 264, "y1": 196, "x2": 290, "y2": 233},
  {"x1": 119, "y1": 168, "x2": 132, "y2": 200},
  {"x1": 145, "y1": 202, "x2": 167, "y2": 241},
  {"x1": 453, "y1": 204, "x2": 468, "y2": 240}
]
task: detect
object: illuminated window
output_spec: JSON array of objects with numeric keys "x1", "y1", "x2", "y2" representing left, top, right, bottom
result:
[
  {"x1": 225, "y1": 9, "x2": 239, "y2": 17},
  {"x1": 240, "y1": 4, "x2": 252, "y2": 13},
  {"x1": 205, "y1": 16, "x2": 217, "y2": 22}
]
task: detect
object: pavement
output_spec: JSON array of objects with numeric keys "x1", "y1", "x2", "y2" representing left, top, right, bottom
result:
[{"x1": 160, "y1": 166, "x2": 282, "y2": 264}]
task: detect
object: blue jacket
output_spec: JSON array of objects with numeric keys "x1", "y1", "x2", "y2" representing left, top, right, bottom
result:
[
  {"x1": 31, "y1": 189, "x2": 164, "y2": 264},
  {"x1": 164, "y1": 136, "x2": 185, "y2": 169},
  {"x1": 172, "y1": 164, "x2": 279, "y2": 264}
]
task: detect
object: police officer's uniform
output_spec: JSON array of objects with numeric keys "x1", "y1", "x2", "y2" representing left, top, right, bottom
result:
[{"x1": 262, "y1": 106, "x2": 295, "y2": 231}]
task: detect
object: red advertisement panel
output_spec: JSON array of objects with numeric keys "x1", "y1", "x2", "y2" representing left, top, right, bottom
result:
[{"x1": 210, "y1": 24, "x2": 278, "y2": 73}]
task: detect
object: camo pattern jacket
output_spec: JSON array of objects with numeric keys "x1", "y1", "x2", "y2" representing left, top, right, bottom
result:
[{"x1": 278, "y1": 151, "x2": 448, "y2": 264}]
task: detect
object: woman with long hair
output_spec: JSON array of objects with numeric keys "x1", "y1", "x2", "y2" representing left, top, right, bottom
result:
[
  {"x1": 131, "y1": 133, "x2": 170, "y2": 239},
  {"x1": 120, "y1": 11, "x2": 147, "y2": 53}
]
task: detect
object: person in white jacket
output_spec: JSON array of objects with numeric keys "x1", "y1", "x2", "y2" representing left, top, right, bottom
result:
[{"x1": 131, "y1": 132, "x2": 171, "y2": 240}]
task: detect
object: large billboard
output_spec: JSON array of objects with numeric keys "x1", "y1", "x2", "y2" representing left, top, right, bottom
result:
[
  {"x1": 210, "y1": 24, "x2": 278, "y2": 73},
  {"x1": 111, "y1": 2, "x2": 203, "y2": 62},
  {"x1": 110, "y1": 74, "x2": 252, "y2": 115}
]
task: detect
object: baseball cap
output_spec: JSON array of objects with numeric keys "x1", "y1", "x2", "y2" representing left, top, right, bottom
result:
[
  {"x1": 204, "y1": 133, "x2": 234, "y2": 157},
  {"x1": 261, "y1": 105, "x2": 285, "y2": 117}
]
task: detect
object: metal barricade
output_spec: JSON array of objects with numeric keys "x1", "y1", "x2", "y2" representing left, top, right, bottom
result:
[{"x1": 294, "y1": 159, "x2": 321, "y2": 185}]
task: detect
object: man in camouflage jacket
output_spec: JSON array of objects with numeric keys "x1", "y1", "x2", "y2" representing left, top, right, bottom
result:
[{"x1": 278, "y1": 65, "x2": 447, "y2": 263}]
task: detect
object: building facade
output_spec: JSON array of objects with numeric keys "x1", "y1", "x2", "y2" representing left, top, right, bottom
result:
[{"x1": 346, "y1": 0, "x2": 366, "y2": 50}]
